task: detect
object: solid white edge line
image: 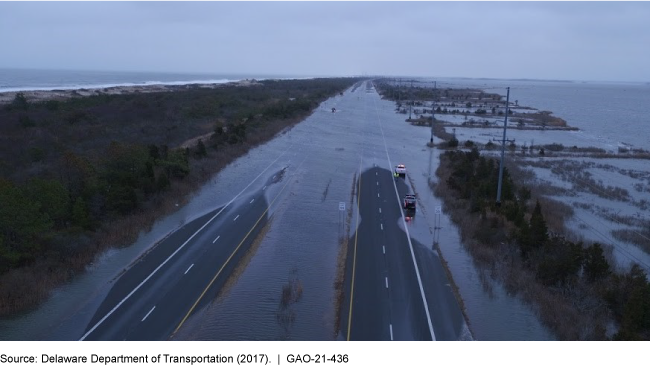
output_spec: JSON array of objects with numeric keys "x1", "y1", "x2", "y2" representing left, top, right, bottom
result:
[
  {"x1": 234, "y1": 215, "x2": 240, "y2": 221},
  {"x1": 141, "y1": 306, "x2": 155, "y2": 322},
  {"x1": 212, "y1": 235, "x2": 220, "y2": 243},
  {"x1": 184, "y1": 264, "x2": 194, "y2": 275},
  {"x1": 78, "y1": 141, "x2": 295, "y2": 341},
  {"x1": 374, "y1": 96, "x2": 437, "y2": 341}
]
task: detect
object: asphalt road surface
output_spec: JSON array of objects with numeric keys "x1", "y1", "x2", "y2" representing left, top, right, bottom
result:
[
  {"x1": 81, "y1": 170, "x2": 290, "y2": 340},
  {"x1": 340, "y1": 83, "x2": 467, "y2": 341},
  {"x1": 341, "y1": 167, "x2": 465, "y2": 340}
]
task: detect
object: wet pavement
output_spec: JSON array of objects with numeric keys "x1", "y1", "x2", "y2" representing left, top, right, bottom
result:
[{"x1": 0, "y1": 81, "x2": 554, "y2": 340}]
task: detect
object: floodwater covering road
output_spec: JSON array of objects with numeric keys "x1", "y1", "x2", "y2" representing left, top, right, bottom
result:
[{"x1": 0, "y1": 81, "x2": 553, "y2": 340}]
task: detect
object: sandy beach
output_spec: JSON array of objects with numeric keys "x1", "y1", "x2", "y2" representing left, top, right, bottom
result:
[{"x1": 0, "y1": 79, "x2": 259, "y2": 104}]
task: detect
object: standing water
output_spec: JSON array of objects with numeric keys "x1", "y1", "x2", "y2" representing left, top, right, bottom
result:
[{"x1": 1, "y1": 80, "x2": 568, "y2": 340}]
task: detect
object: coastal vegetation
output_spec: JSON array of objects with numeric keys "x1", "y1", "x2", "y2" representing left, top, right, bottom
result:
[
  {"x1": 432, "y1": 147, "x2": 650, "y2": 340},
  {"x1": 378, "y1": 79, "x2": 650, "y2": 339},
  {"x1": 0, "y1": 78, "x2": 359, "y2": 315},
  {"x1": 374, "y1": 79, "x2": 574, "y2": 131}
]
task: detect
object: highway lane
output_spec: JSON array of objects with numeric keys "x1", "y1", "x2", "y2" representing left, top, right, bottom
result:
[
  {"x1": 81, "y1": 164, "x2": 299, "y2": 340},
  {"x1": 341, "y1": 84, "x2": 467, "y2": 341},
  {"x1": 343, "y1": 168, "x2": 431, "y2": 340},
  {"x1": 343, "y1": 168, "x2": 466, "y2": 340}
]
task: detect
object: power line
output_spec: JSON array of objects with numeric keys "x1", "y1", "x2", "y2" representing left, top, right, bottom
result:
[
  {"x1": 541, "y1": 161, "x2": 650, "y2": 244},
  {"x1": 571, "y1": 212, "x2": 650, "y2": 272},
  {"x1": 508, "y1": 156, "x2": 650, "y2": 244},
  {"x1": 501, "y1": 156, "x2": 650, "y2": 271}
]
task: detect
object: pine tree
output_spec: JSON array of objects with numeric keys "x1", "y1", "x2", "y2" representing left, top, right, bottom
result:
[
  {"x1": 12, "y1": 92, "x2": 29, "y2": 110},
  {"x1": 156, "y1": 173, "x2": 170, "y2": 192},
  {"x1": 196, "y1": 139, "x2": 207, "y2": 158},
  {"x1": 25, "y1": 178, "x2": 70, "y2": 228},
  {"x1": 584, "y1": 243, "x2": 610, "y2": 281},
  {"x1": 72, "y1": 197, "x2": 90, "y2": 229},
  {"x1": 529, "y1": 200, "x2": 548, "y2": 248}
]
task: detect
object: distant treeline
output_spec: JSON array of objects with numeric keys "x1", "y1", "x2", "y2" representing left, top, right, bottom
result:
[
  {"x1": 0, "y1": 78, "x2": 360, "y2": 315},
  {"x1": 435, "y1": 148, "x2": 650, "y2": 340}
]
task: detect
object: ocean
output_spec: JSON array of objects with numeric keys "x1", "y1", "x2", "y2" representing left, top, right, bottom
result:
[
  {"x1": 0, "y1": 68, "x2": 307, "y2": 93},
  {"x1": 428, "y1": 77, "x2": 650, "y2": 151}
]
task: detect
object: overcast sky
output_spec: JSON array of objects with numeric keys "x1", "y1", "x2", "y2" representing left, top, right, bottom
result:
[{"x1": 1, "y1": 1, "x2": 649, "y2": 82}]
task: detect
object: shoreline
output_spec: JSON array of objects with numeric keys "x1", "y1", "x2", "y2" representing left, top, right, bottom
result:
[{"x1": 0, "y1": 79, "x2": 260, "y2": 104}]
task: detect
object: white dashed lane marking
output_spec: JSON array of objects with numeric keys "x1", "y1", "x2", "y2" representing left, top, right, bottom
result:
[
  {"x1": 234, "y1": 215, "x2": 240, "y2": 221},
  {"x1": 213, "y1": 235, "x2": 220, "y2": 243},
  {"x1": 141, "y1": 306, "x2": 155, "y2": 322},
  {"x1": 184, "y1": 264, "x2": 194, "y2": 275}
]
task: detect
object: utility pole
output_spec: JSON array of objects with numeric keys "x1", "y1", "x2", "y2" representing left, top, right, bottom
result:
[
  {"x1": 430, "y1": 80, "x2": 438, "y2": 144},
  {"x1": 496, "y1": 87, "x2": 511, "y2": 207},
  {"x1": 408, "y1": 80, "x2": 413, "y2": 120},
  {"x1": 398, "y1": 78, "x2": 401, "y2": 102},
  {"x1": 430, "y1": 99, "x2": 435, "y2": 144}
]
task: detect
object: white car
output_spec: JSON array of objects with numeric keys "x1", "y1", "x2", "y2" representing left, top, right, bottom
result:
[{"x1": 394, "y1": 164, "x2": 406, "y2": 177}]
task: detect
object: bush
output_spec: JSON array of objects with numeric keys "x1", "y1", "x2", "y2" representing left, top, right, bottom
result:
[
  {"x1": 28, "y1": 147, "x2": 45, "y2": 162},
  {"x1": 45, "y1": 100, "x2": 59, "y2": 111},
  {"x1": 546, "y1": 143, "x2": 564, "y2": 152},
  {"x1": 18, "y1": 115, "x2": 35, "y2": 128},
  {"x1": 12, "y1": 93, "x2": 29, "y2": 110},
  {"x1": 195, "y1": 139, "x2": 207, "y2": 158}
]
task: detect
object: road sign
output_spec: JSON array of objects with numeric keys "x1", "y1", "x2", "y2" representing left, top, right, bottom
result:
[
  {"x1": 339, "y1": 202, "x2": 346, "y2": 211},
  {"x1": 435, "y1": 206, "x2": 442, "y2": 215}
]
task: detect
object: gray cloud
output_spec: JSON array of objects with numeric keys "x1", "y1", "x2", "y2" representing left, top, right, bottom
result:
[{"x1": 1, "y1": 1, "x2": 649, "y2": 81}]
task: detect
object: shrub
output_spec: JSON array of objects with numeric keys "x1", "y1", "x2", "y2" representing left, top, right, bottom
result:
[{"x1": 18, "y1": 115, "x2": 35, "y2": 128}]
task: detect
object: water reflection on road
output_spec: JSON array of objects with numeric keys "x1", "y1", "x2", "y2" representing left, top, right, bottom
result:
[{"x1": 0, "y1": 82, "x2": 554, "y2": 340}]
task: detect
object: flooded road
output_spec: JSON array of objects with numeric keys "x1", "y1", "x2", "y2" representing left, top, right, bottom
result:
[
  {"x1": 0, "y1": 81, "x2": 553, "y2": 340},
  {"x1": 174, "y1": 82, "x2": 552, "y2": 340}
]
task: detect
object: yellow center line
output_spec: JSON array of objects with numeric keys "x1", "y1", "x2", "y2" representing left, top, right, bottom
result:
[
  {"x1": 170, "y1": 174, "x2": 294, "y2": 338},
  {"x1": 346, "y1": 158, "x2": 362, "y2": 341}
]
